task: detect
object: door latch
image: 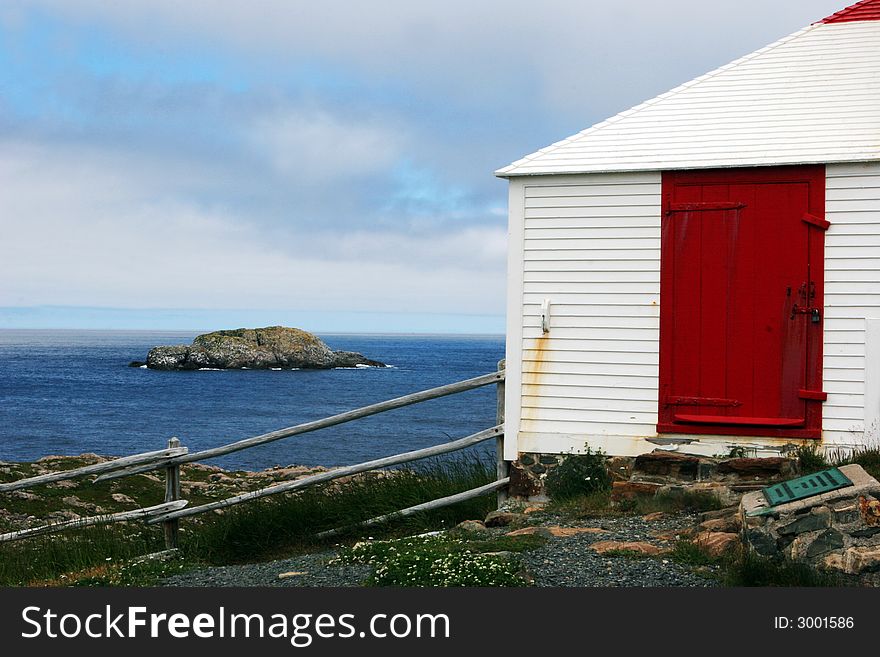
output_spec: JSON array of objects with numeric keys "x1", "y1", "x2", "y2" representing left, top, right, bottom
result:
[{"x1": 791, "y1": 304, "x2": 821, "y2": 322}]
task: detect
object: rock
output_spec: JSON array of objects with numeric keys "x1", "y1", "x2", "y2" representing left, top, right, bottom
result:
[
  {"x1": 331, "y1": 351, "x2": 386, "y2": 368},
  {"x1": 61, "y1": 495, "x2": 91, "y2": 508},
  {"x1": 607, "y1": 456, "x2": 634, "y2": 482},
  {"x1": 805, "y1": 529, "x2": 845, "y2": 559},
  {"x1": 590, "y1": 541, "x2": 667, "y2": 556},
  {"x1": 142, "y1": 326, "x2": 386, "y2": 370},
  {"x1": 484, "y1": 510, "x2": 526, "y2": 528},
  {"x1": 111, "y1": 493, "x2": 137, "y2": 506},
  {"x1": 508, "y1": 461, "x2": 544, "y2": 498},
  {"x1": 778, "y1": 507, "x2": 831, "y2": 536},
  {"x1": 45, "y1": 510, "x2": 81, "y2": 523},
  {"x1": 611, "y1": 480, "x2": 661, "y2": 502},
  {"x1": 699, "y1": 516, "x2": 741, "y2": 533},
  {"x1": 523, "y1": 505, "x2": 545, "y2": 514},
  {"x1": 505, "y1": 527, "x2": 553, "y2": 538},
  {"x1": 823, "y1": 546, "x2": 880, "y2": 575},
  {"x1": 278, "y1": 571, "x2": 308, "y2": 579},
  {"x1": 859, "y1": 495, "x2": 880, "y2": 526},
  {"x1": 544, "y1": 526, "x2": 608, "y2": 537},
  {"x1": 454, "y1": 520, "x2": 488, "y2": 533},
  {"x1": 128, "y1": 361, "x2": 147, "y2": 367},
  {"x1": 693, "y1": 531, "x2": 740, "y2": 557},
  {"x1": 832, "y1": 500, "x2": 861, "y2": 524},
  {"x1": 716, "y1": 457, "x2": 795, "y2": 479},
  {"x1": 699, "y1": 506, "x2": 740, "y2": 522},
  {"x1": 641, "y1": 512, "x2": 666, "y2": 522},
  {"x1": 633, "y1": 451, "x2": 700, "y2": 480},
  {"x1": 850, "y1": 526, "x2": 880, "y2": 538},
  {"x1": 507, "y1": 526, "x2": 607, "y2": 538},
  {"x1": 48, "y1": 480, "x2": 78, "y2": 490},
  {"x1": 651, "y1": 527, "x2": 696, "y2": 542},
  {"x1": 745, "y1": 528, "x2": 778, "y2": 556}
]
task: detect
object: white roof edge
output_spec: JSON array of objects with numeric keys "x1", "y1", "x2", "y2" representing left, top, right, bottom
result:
[
  {"x1": 494, "y1": 156, "x2": 880, "y2": 179},
  {"x1": 495, "y1": 23, "x2": 820, "y2": 178}
]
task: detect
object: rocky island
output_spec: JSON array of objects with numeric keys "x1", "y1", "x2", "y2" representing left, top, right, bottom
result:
[{"x1": 131, "y1": 326, "x2": 386, "y2": 370}]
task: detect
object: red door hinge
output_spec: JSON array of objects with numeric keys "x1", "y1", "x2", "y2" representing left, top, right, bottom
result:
[{"x1": 802, "y1": 213, "x2": 830, "y2": 230}]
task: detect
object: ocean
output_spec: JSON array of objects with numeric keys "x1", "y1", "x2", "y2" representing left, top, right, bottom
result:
[{"x1": 0, "y1": 330, "x2": 505, "y2": 471}]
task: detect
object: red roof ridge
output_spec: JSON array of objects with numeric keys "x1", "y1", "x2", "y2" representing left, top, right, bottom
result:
[{"x1": 819, "y1": 0, "x2": 880, "y2": 23}]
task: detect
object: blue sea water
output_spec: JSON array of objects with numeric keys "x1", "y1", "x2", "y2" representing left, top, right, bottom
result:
[{"x1": 0, "y1": 330, "x2": 505, "y2": 471}]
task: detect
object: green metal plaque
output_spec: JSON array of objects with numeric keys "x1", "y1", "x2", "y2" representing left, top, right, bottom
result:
[{"x1": 761, "y1": 467, "x2": 853, "y2": 507}]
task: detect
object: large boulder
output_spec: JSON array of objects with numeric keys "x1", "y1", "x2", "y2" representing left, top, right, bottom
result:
[{"x1": 141, "y1": 326, "x2": 386, "y2": 370}]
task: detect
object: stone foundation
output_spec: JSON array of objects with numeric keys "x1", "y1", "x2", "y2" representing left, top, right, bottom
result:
[
  {"x1": 740, "y1": 464, "x2": 880, "y2": 585},
  {"x1": 509, "y1": 449, "x2": 798, "y2": 505}
]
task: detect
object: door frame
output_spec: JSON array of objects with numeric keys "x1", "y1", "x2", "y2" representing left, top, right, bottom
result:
[{"x1": 657, "y1": 165, "x2": 827, "y2": 440}]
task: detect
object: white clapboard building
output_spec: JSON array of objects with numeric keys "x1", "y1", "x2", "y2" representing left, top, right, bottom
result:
[{"x1": 497, "y1": 0, "x2": 880, "y2": 459}]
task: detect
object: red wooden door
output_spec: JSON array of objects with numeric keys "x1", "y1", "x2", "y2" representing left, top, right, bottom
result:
[{"x1": 658, "y1": 166, "x2": 826, "y2": 439}]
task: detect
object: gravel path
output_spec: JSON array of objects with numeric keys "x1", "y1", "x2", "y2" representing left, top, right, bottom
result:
[
  {"x1": 163, "y1": 552, "x2": 370, "y2": 588},
  {"x1": 162, "y1": 512, "x2": 718, "y2": 588},
  {"x1": 518, "y1": 514, "x2": 718, "y2": 587}
]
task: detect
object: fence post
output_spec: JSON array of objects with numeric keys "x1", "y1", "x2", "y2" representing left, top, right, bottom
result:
[
  {"x1": 496, "y1": 359, "x2": 508, "y2": 508},
  {"x1": 164, "y1": 437, "x2": 181, "y2": 550}
]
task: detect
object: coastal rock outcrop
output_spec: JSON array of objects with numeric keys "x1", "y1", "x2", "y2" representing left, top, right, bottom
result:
[{"x1": 136, "y1": 326, "x2": 386, "y2": 370}]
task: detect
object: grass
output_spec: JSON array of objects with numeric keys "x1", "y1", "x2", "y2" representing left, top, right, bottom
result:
[
  {"x1": 836, "y1": 446, "x2": 880, "y2": 480},
  {"x1": 631, "y1": 489, "x2": 723, "y2": 514},
  {"x1": 794, "y1": 444, "x2": 880, "y2": 480},
  {"x1": 187, "y1": 458, "x2": 495, "y2": 565},
  {"x1": 551, "y1": 488, "x2": 721, "y2": 518},
  {"x1": 601, "y1": 549, "x2": 652, "y2": 559},
  {"x1": 719, "y1": 551, "x2": 844, "y2": 587},
  {"x1": 666, "y1": 539, "x2": 845, "y2": 587},
  {"x1": 670, "y1": 540, "x2": 719, "y2": 567},
  {"x1": 0, "y1": 457, "x2": 497, "y2": 586},
  {"x1": 0, "y1": 525, "x2": 165, "y2": 586},
  {"x1": 546, "y1": 490, "x2": 616, "y2": 518}
]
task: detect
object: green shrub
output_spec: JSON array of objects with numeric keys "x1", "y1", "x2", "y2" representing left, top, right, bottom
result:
[
  {"x1": 545, "y1": 448, "x2": 611, "y2": 501},
  {"x1": 793, "y1": 444, "x2": 829, "y2": 473}
]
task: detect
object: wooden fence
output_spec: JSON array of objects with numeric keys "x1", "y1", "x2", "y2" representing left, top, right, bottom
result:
[{"x1": 0, "y1": 361, "x2": 507, "y2": 549}]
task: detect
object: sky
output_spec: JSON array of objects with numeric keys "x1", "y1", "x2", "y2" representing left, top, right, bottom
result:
[{"x1": 0, "y1": 0, "x2": 849, "y2": 333}]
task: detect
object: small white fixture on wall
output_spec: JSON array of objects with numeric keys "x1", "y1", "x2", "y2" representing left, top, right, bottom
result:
[{"x1": 540, "y1": 298, "x2": 551, "y2": 334}]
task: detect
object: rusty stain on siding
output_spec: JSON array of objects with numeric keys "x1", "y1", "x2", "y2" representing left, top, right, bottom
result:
[{"x1": 521, "y1": 334, "x2": 549, "y2": 424}]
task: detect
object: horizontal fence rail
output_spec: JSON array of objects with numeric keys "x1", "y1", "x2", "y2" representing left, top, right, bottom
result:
[
  {"x1": 96, "y1": 370, "x2": 504, "y2": 483},
  {"x1": 0, "y1": 446, "x2": 189, "y2": 493},
  {"x1": 0, "y1": 500, "x2": 188, "y2": 543},
  {"x1": 316, "y1": 478, "x2": 510, "y2": 539},
  {"x1": 148, "y1": 425, "x2": 504, "y2": 524}
]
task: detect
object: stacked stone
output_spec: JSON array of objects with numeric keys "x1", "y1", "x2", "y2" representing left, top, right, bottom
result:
[
  {"x1": 740, "y1": 464, "x2": 880, "y2": 585},
  {"x1": 509, "y1": 449, "x2": 799, "y2": 504}
]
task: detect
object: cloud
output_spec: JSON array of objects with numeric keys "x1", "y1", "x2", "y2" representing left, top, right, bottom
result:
[
  {"x1": 0, "y1": 0, "x2": 850, "y2": 330},
  {"x1": 249, "y1": 108, "x2": 408, "y2": 184},
  {"x1": 0, "y1": 140, "x2": 505, "y2": 314},
  {"x1": 3, "y1": 1, "x2": 847, "y2": 116}
]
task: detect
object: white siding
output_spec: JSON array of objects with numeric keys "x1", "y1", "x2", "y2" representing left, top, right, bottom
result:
[
  {"x1": 498, "y1": 21, "x2": 880, "y2": 177},
  {"x1": 505, "y1": 164, "x2": 880, "y2": 458},
  {"x1": 514, "y1": 172, "x2": 662, "y2": 446},
  {"x1": 824, "y1": 162, "x2": 880, "y2": 446}
]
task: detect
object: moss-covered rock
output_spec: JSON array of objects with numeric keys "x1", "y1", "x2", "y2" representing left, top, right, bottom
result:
[{"x1": 140, "y1": 326, "x2": 386, "y2": 370}]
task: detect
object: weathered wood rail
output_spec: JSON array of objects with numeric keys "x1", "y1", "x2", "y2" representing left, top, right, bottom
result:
[{"x1": 0, "y1": 363, "x2": 507, "y2": 548}]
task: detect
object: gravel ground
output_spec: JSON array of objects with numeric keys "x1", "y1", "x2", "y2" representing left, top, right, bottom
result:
[
  {"x1": 162, "y1": 552, "x2": 370, "y2": 588},
  {"x1": 518, "y1": 514, "x2": 718, "y2": 587},
  {"x1": 162, "y1": 512, "x2": 718, "y2": 588}
]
